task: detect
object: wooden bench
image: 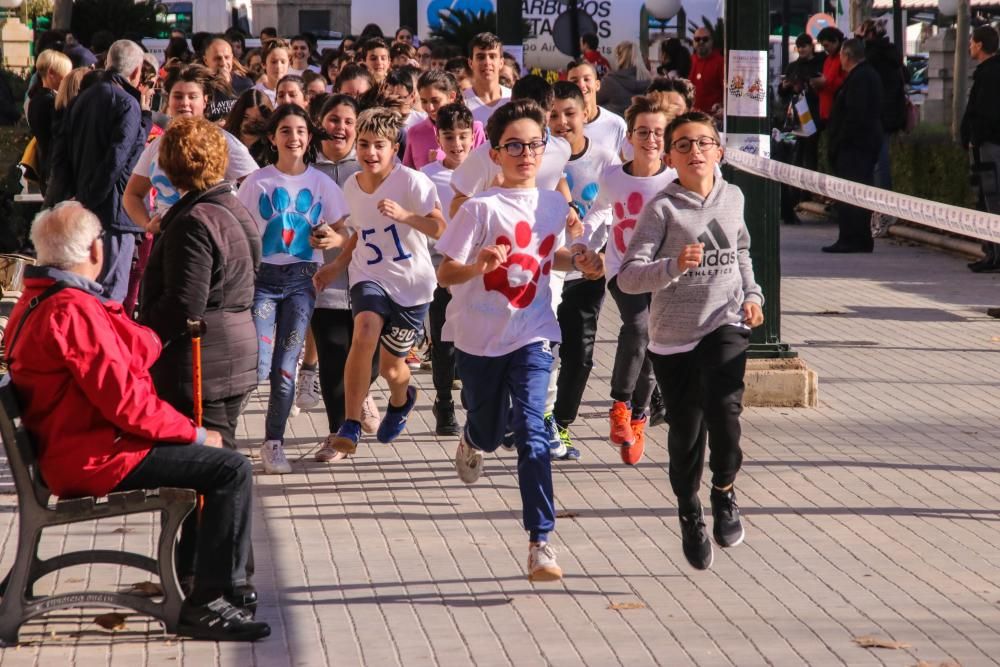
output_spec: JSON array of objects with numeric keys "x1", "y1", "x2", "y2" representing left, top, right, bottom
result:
[{"x1": 0, "y1": 375, "x2": 196, "y2": 646}]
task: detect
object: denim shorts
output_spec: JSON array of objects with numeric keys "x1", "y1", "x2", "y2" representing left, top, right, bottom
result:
[{"x1": 349, "y1": 280, "x2": 429, "y2": 357}]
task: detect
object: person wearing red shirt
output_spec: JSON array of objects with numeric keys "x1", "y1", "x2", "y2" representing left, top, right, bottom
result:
[
  {"x1": 689, "y1": 28, "x2": 725, "y2": 115},
  {"x1": 4, "y1": 203, "x2": 270, "y2": 643},
  {"x1": 580, "y1": 32, "x2": 611, "y2": 78},
  {"x1": 813, "y1": 27, "x2": 848, "y2": 123}
]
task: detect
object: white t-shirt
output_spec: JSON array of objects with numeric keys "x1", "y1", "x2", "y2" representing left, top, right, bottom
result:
[
  {"x1": 342, "y1": 164, "x2": 440, "y2": 307},
  {"x1": 403, "y1": 109, "x2": 428, "y2": 131},
  {"x1": 564, "y1": 139, "x2": 621, "y2": 280},
  {"x1": 134, "y1": 131, "x2": 259, "y2": 217},
  {"x1": 288, "y1": 65, "x2": 321, "y2": 77},
  {"x1": 236, "y1": 164, "x2": 348, "y2": 265},
  {"x1": 436, "y1": 187, "x2": 569, "y2": 357},
  {"x1": 420, "y1": 160, "x2": 455, "y2": 266},
  {"x1": 450, "y1": 133, "x2": 571, "y2": 198},
  {"x1": 253, "y1": 81, "x2": 276, "y2": 106},
  {"x1": 586, "y1": 162, "x2": 677, "y2": 280},
  {"x1": 584, "y1": 106, "x2": 628, "y2": 158},
  {"x1": 463, "y1": 85, "x2": 511, "y2": 126}
]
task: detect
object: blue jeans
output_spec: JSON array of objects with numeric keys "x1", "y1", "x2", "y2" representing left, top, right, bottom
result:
[
  {"x1": 99, "y1": 230, "x2": 138, "y2": 303},
  {"x1": 253, "y1": 262, "x2": 317, "y2": 441},
  {"x1": 874, "y1": 134, "x2": 892, "y2": 191},
  {"x1": 456, "y1": 341, "x2": 556, "y2": 542}
]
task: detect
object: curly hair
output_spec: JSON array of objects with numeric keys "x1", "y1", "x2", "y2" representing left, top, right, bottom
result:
[{"x1": 159, "y1": 116, "x2": 229, "y2": 193}]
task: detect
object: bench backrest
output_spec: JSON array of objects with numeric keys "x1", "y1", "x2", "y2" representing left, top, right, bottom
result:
[{"x1": 0, "y1": 374, "x2": 53, "y2": 508}]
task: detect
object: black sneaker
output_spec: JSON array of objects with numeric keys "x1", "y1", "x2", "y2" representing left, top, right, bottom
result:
[
  {"x1": 649, "y1": 387, "x2": 668, "y2": 427},
  {"x1": 678, "y1": 506, "x2": 713, "y2": 570},
  {"x1": 177, "y1": 596, "x2": 271, "y2": 642},
  {"x1": 433, "y1": 399, "x2": 461, "y2": 436},
  {"x1": 710, "y1": 487, "x2": 745, "y2": 548},
  {"x1": 225, "y1": 584, "x2": 258, "y2": 617}
]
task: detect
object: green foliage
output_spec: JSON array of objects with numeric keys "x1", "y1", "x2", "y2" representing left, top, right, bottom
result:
[
  {"x1": 890, "y1": 125, "x2": 973, "y2": 209},
  {"x1": 70, "y1": 0, "x2": 166, "y2": 47},
  {"x1": 429, "y1": 10, "x2": 497, "y2": 52},
  {"x1": 0, "y1": 127, "x2": 32, "y2": 253}
]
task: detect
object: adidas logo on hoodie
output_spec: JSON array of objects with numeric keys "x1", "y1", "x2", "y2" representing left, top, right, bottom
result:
[{"x1": 695, "y1": 218, "x2": 738, "y2": 271}]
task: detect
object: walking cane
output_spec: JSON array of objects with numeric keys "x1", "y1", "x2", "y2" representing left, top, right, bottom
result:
[{"x1": 187, "y1": 319, "x2": 207, "y2": 516}]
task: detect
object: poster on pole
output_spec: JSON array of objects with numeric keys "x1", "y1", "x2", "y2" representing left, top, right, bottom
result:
[{"x1": 726, "y1": 49, "x2": 768, "y2": 118}]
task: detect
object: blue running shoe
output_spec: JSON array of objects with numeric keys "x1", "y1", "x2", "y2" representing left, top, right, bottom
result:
[
  {"x1": 377, "y1": 386, "x2": 418, "y2": 443},
  {"x1": 544, "y1": 413, "x2": 566, "y2": 458},
  {"x1": 554, "y1": 423, "x2": 582, "y2": 461},
  {"x1": 331, "y1": 419, "x2": 361, "y2": 455}
]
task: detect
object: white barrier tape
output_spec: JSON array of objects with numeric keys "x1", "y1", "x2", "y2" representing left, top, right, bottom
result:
[{"x1": 725, "y1": 148, "x2": 1000, "y2": 245}]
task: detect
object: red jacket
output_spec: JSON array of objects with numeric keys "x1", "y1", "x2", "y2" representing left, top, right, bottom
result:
[
  {"x1": 690, "y1": 50, "x2": 725, "y2": 113},
  {"x1": 6, "y1": 270, "x2": 200, "y2": 498},
  {"x1": 819, "y1": 51, "x2": 847, "y2": 121}
]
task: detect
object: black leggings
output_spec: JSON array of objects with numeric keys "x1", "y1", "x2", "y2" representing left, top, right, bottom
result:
[
  {"x1": 311, "y1": 308, "x2": 378, "y2": 434},
  {"x1": 428, "y1": 285, "x2": 456, "y2": 402},
  {"x1": 554, "y1": 277, "x2": 606, "y2": 426}
]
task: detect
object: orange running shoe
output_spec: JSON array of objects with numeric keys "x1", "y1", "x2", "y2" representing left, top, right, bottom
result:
[
  {"x1": 609, "y1": 401, "x2": 634, "y2": 446},
  {"x1": 621, "y1": 415, "x2": 647, "y2": 465}
]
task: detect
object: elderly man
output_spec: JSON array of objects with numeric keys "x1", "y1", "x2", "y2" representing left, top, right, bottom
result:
[
  {"x1": 824, "y1": 38, "x2": 883, "y2": 253},
  {"x1": 46, "y1": 39, "x2": 152, "y2": 303},
  {"x1": 4, "y1": 203, "x2": 270, "y2": 643},
  {"x1": 689, "y1": 27, "x2": 724, "y2": 114}
]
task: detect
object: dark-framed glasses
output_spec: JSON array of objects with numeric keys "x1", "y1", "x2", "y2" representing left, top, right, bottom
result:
[
  {"x1": 497, "y1": 139, "x2": 547, "y2": 157},
  {"x1": 670, "y1": 136, "x2": 721, "y2": 154},
  {"x1": 633, "y1": 128, "x2": 665, "y2": 143}
]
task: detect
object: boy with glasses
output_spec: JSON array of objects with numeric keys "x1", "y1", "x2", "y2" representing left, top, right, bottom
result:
[
  {"x1": 436, "y1": 100, "x2": 602, "y2": 581},
  {"x1": 618, "y1": 111, "x2": 764, "y2": 571}
]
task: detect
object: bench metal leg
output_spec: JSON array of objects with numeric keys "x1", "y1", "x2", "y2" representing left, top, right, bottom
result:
[{"x1": 0, "y1": 512, "x2": 45, "y2": 646}]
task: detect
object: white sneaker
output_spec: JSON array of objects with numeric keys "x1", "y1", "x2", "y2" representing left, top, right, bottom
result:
[
  {"x1": 527, "y1": 542, "x2": 563, "y2": 582},
  {"x1": 315, "y1": 435, "x2": 348, "y2": 463},
  {"x1": 360, "y1": 393, "x2": 380, "y2": 434},
  {"x1": 260, "y1": 439, "x2": 292, "y2": 474},
  {"x1": 295, "y1": 368, "x2": 321, "y2": 410},
  {"x1": 454, "y1": 434, "x2": 483, "y2": 484}
]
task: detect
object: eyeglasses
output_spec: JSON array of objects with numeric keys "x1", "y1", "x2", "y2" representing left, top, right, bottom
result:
[
  {"x1": 632, "y1": 128, "x2": 665, "y2": 143},
  {"x1": 693, "y1": 36, "x2": 711, "y2": 43},
  {"x1": 670, "y1": 136, "x2": 721, "y2": 153},
  {"x1": 496, "y1": 139, "x2": 547, "y2": 157}
]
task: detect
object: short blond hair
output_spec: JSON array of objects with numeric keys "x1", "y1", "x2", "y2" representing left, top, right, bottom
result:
[
  {"x1": 36, "y1": 49, "x2": 72, "y2": 80},
  {"x1": 158, "y1": 117, "x2": 229, "y2": 193},
  {"x1": 356, "y1": 107, "x2": 402, "y2": 143}
]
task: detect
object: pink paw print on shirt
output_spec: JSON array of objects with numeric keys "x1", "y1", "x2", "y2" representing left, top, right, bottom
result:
[
  {"x1": 483, "y1": 220, "x2": 556, "y2": 309},
  {"x1": 613, "y1": 192, "x2": 645, "y2": 254}
]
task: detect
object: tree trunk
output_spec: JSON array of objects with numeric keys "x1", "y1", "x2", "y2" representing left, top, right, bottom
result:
[{"x1": 53, "y1": 0, "x2": 72, "y2": 31}]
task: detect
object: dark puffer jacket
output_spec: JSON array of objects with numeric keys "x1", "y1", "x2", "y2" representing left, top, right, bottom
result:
[
  {"x1": 140, "y1": 182, "x2": 262, "y2": 403},
  {"x1": 865, "y1": 36, "x2": 907, "y2": 134}
]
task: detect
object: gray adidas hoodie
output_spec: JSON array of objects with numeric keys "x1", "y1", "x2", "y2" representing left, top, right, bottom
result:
[{"x1": 617, "y1": 176, "x2": 764, "y2": 350}]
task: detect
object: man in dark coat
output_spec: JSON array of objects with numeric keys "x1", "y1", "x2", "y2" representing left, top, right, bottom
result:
[
  {"x1": 49, "y1": 39, "x2": 152, "y2": 302},
  {"x1": 859, "y1": 20, "x2": 907, "y2": 192},
  {"x1": 778, "y1": 33, "x2": 826, "y2": 224},
  {"x1": 960, "y1": 25, "x2": 1000, "y2": 273},
  {"x1": 823, "y1": 38, "x2": 883, "y2": 253}
]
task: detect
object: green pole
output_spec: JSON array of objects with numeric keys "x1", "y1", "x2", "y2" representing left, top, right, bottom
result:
[{"x1": 725, "y1": 0, "x2": 795, "y2": 358}]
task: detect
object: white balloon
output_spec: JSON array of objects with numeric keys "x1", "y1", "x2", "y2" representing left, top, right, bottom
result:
[
  {"x1": 937, "y1": 0, "x2": 958, "y2": 16},
  {"x1": 645, "y1": 0, "x2": 683, "y2": 20},
  {"x1": 0, "y1": 0, "x2": 23, "y2": 7}
]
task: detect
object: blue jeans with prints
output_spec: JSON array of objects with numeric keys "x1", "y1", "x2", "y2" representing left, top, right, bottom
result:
[
  {"x1": 253, "y1": 262, "x2": 317, "y2": 441},
  {"x1": 456, "y1": 341, "x2": 556, "y2": 543}
]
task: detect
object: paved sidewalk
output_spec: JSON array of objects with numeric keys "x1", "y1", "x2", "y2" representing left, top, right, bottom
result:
[{"x1": 1, "y1": 221, "x2": 999, "y2": 666}]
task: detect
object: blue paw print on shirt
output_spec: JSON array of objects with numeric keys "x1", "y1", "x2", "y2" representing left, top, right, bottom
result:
[
  {"x1": 565, "y1": 172, "x2": 600, "y2": 216},
  {"x1": 259, "y1": 187, "x2": 322, "y2": 260},
  {"x1": 151, "y1": 168, "x2": 180, "y2": 208}
]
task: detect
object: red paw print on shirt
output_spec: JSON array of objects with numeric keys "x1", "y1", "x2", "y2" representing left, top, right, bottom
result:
[
  {"x1": 483, "y1": 220, "x2": 556, "y2": 309},
  {"x1": 613, "y1": 192, "x2": 645, "y2": 253}
]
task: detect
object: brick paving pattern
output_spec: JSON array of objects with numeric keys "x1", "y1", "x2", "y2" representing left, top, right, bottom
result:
[{"x1": 0, "y1": 222, "x2": 998, "y2": 666}]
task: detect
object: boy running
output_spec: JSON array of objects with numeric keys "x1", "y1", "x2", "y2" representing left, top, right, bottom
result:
[
  {"x1": 618, "y1": 111, "x2": 764, "y2": 570},
  {"x1": 436, "y1": 100, "x2": 602, "y2": 581},
  {"x1": 315, "y1": 108, "x2": 445, "y2": 455}
]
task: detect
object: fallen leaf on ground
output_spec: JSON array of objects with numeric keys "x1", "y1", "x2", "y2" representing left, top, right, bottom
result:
[
  {"x1": 854, "y1": 635, "x2": 910, "y2": 649},
  {"x1": 818, "y1": 310, "x2": 847, "y2": 315},
  {"x1": 111, "y1": 527, "x2": 133, "y2": 534},
  {"x1": 608, "y1": 601, "x2": 646, "y2": 610},
  {"x1": 912, "y1": 661, "x2": 961, "y2": 667},
  {"x1": 556, "y1": 511, "x2": 579, "y2": 519},
  {"x1": 123, "y1": 581, "x2": 164, "y2": 597},
  {"x1": 94, "y1": 613, "x2": 128, "y2": 630},
  {"x1": 991, "y1": 336, "x2": 1000, "y2": 343}
]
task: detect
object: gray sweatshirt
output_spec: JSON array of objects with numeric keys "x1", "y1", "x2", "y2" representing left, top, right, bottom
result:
[{"x1": 617, "y1": 176, "x2": 764, "y2": 350}]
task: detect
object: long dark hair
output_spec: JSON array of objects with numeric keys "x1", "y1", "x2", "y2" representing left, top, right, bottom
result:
[{"x1": 262, "y1": 103, "x2": 326, "y2": 165}]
